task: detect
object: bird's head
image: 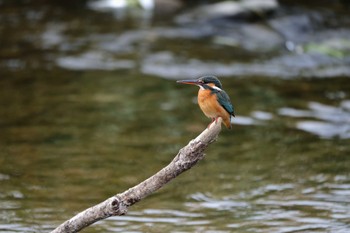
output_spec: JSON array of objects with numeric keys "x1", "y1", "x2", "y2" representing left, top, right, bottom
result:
[{"x1": 177, "y1": 75, "x2": 222, "y2": 89}]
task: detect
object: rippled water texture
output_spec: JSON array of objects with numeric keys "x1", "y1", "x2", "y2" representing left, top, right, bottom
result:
[{"x1": 0, "y1": 1, "x2": 350, "y2": 232}]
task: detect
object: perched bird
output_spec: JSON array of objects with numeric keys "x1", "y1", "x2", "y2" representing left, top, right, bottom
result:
[{"x1": 177, "y1": 75, "x2": 235, "y2": 129}]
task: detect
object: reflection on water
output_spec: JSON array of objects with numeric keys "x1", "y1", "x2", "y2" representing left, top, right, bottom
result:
[
  {"x1": 233, "y1": 99, "x2": 350, "y2": 139},
  {"x1": 0, "y1": 1, "x2": 350, "y2": 233},
  {"x1": 57, "y1": 51, "x2": 135, "y2": 70},
  {"x1": 233, "y1": 110, "x2": 274, "y2": 126},
  {"x1": 279, "y1": 100, "x2": 350, "y2": 139}
]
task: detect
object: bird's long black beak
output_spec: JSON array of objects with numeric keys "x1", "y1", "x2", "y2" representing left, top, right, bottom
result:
[{"x1": 176, "y1": 79, "x2": 201, "y2": 85}]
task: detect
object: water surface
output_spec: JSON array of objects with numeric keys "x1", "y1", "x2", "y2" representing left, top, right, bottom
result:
[{"x1": 0, "y1": 1, "x2": 349, "y2": 232}]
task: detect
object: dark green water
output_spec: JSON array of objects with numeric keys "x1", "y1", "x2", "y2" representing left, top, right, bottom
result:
[{"x1": 1, "y1": 1, "x2": 350, "y2": 232}]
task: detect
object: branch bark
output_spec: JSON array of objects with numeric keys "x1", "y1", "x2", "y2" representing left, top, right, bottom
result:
[{"x1": 51, "y1": 118, "x2": 223, "y2": 233}]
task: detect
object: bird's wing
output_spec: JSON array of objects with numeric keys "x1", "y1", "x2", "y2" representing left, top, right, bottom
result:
[{"x1": 215, "y1": 89, "x2": 235, "y2": 116}]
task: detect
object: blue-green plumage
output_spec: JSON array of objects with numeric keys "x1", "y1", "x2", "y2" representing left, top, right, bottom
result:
[
  {"x1": 214, "y1": 88, "x2": 235, "y2": 117},
  {"x1": 177, "y1": 75, "x2": 235, "y2": 129},
  {"x1": 200, "y1": 77, "x2": 235, "y2": 117}
]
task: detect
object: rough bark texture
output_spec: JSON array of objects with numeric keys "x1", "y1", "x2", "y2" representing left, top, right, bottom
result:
[{"x1": 51, "y1": 118, "x2": 223, "y2": 233}]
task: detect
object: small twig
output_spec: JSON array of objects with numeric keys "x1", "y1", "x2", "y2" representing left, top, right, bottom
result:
[{"x1": 51, "y1": 118, "x2": 223, "y2": 233}]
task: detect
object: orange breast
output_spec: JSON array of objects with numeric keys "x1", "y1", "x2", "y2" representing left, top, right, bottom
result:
[{"x1": 197, "y1": 89, "x2": 231, "y2": 128}]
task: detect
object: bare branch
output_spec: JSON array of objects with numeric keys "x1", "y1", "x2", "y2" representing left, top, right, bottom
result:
[{"x1": 51, "y1": 118, "x2": 223, "y2": 233}]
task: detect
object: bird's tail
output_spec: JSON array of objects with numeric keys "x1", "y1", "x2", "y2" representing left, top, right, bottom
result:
[{"x1": 228, "y1": 114, "x2": 235, "y2": 129}]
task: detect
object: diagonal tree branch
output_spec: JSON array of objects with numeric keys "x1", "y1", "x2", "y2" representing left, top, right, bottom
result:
[{"x1": 51, "y1": 118, "x2": 223, "y2": 233}]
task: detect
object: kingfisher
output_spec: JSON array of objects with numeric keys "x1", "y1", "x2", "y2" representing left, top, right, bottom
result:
[{"x1": 177, "y1": 75, "x2": 235, "y2": 129}]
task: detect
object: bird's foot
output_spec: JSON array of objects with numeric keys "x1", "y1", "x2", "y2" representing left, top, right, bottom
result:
[
  {"x1": 215, "y1": 117, "x2": 219, "y2": 124},
  {"x1": 207, "y1": 118, "x2": 219, "y2": 128},
  {"x1": 207, "y1": 118, "x2": 215, "y2": 128}
]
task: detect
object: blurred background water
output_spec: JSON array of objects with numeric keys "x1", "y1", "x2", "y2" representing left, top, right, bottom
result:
[{"x1": 0, "y1": 0, "x2": 349, "y2": 232}]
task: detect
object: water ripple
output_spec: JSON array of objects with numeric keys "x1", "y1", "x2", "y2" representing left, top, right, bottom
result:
[{"x1": 279, "y1": 100, "x2": 350, "y2": 139}]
